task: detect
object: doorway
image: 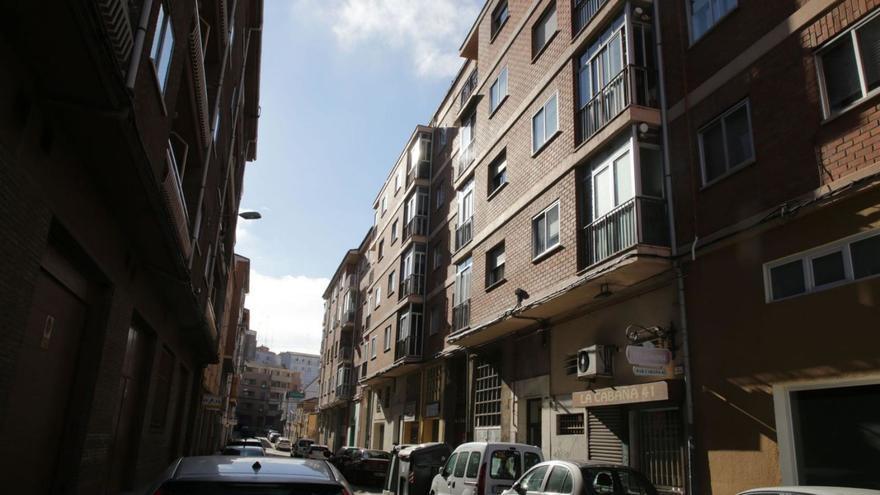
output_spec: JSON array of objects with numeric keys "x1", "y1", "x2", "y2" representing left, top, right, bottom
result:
[{"x1": 526, "y1": 398, "x2": 542, "y2": 447}]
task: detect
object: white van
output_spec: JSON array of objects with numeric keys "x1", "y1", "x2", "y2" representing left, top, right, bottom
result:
[{"x1": 430, "y1": 443, "x2": 543, "y2": 495}]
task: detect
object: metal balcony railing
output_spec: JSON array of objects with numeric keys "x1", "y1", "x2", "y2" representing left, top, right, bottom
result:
[
  {"x1": 573, "y1": 0, "x2": 610, "y2": 35},
  {"x1": 455, "y1": 139, "x2": 476, "y2": 178},
  {"x1": 460, "y1": 69, "x2": 479, "y2": 108},
  {"x1": 452, "y1": 299, "x2": 471, "y2": 331},
  {"x1": 339, "y1": 346, "x2": 353, "y2": 361},
  {"x1": 399, "y1": 274, "x2": 425, "y2": 299},
  {"x1": 455, "y1": 217, "x2": 474, "y2": 251},
  {"x1": 403, "y1": 215, "x2": 428, "y2": 241},
  {"x1": 576, "y1": 65, "x2": 658, "y2": 146},
  {"x1": 406, "y1": 161, "x2": 432, "y2": 187},
  {"x1": 394, "y1": 334, "x2": 423, "y2": 362},
  {"x1": 335, "y1": 383, "x2": 352, "y2": 400},
  {"x1": 583, "y1": 196, "x2": 669, "y2": 266}
]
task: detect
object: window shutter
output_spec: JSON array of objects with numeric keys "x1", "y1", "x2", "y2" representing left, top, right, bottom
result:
[{"x1": 587, "y1": 406, "x2": 625, "y2": 463}]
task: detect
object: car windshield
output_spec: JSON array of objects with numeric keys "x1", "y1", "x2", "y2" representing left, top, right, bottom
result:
[
  {"x1": 158, "y1": 481, "x2": 346, "y2": 495},
  {"x1": 364, "y1": 450, "x2": 390, "y2": 459}
]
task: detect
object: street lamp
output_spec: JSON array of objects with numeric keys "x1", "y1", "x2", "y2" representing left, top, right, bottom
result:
[{"x1": 239, "y1": 211, "x2": 262, "y2": 220}]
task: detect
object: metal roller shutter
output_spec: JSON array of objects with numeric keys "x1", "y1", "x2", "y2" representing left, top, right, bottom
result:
[{"x1": 587, "y1": 406, "x2": 624, "y2": 463}]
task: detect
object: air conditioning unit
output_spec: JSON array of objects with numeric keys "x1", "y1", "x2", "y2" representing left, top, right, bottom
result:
[{"x1": 577, "y1": 345, "x2": 613, "y2": 379}]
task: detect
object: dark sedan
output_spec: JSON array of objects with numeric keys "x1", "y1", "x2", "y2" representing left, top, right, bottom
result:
[{"x1": 332, "y1": 447, "x2": 392, "y2": 485}]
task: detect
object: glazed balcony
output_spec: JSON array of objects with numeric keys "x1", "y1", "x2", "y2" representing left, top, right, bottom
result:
[
  {"x1": 452, "y1": 299, "x2": 471, "y2": 332},
  {"x1": 403, "y1": 215, "x2": 428, "y2": 241},
  {"x1": 455, "y1": 217, "x2": 474, "y2": 251},
  {"x1": 335, "y1": 383, "x2": 353, "y2": 400},
  {"x1": 406, "y1": 161, "x2": 432, "y2": 188},
  {"x1": 583, "y1": 196, "x2": 669, "y2": 267},
  {"x1": 460, "y1": 69, "x2": 479, "y2": 109},
  {"x1": 394, "y1": 333, "x2": 423, "y2": 363},
  {"x1": 576, "y1": 65, "x2": 658, "y2": 146},
  {"x1": 455, "y1": 139, "x2": 476, "y2": 178},
  {"x1": 399, "y1": 274, "x2": 425, "y2": 299}
]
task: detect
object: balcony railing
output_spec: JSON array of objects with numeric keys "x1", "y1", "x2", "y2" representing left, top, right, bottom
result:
[
  {"x1": 406, "y1": 161, "x2": 431, "y2": 187},
  {"x1": 576, "y1": 65, "x2": 658, "y2": 146},
  {"x1": 452, "y1": 299, "x2": 471, "y2": 331},
  {"x1": 583, "y1": 196, "x2": 669, "y2": 266},
  {"x1": 460, "y1": 69, "x2": 479, "y2": 108},
  {"x1": 455, "y1": 139, "x2": 476, "y2": 178},
  {"x1": 455, "y1": 217, "x2": 474, "y2": 251},
  {"x1": 335, "y1": 383, "x2": 352, "y2": 400},
  {"x1": 399, "y1": 274, "x2": 425, "y2": 299},
  {"x1": 573, "y1": 0, "x2": 610, "y2": 35},
  {"x1": 394, "y1": 334, "x2": 423, "y2": 361},
  {"x1": 342, "y1": 309, "x2": 357, "y2": 326},
  {"x1": 339, "y1": 345, "x2": 353, "y2": 361},
  {"x1": 403, "y1": 215, "x2": 428, "y2": 241}
]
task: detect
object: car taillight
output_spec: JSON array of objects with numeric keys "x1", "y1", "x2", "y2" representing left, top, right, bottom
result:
[{"x1": 476, "y1": 462, "x2": 486, "y2": 495}]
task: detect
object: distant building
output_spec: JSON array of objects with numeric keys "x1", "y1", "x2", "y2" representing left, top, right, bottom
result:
[
  {"x1": 255, "y1": 345, "x2": 281, "y2": 366},
  {"x1": 236, "y1": 361, "x2": 302, "y2": 432},
  {"x1": 280, "y1": 351, "x2": 321, "y2": 396},
  {"x1": 244, "y1": 329, "x2": 257, "y2": 361}
]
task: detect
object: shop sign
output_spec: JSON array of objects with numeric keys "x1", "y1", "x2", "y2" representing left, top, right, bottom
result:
[
  {"x1": 633, "y1": 366, "x2": 670, "y2": 377},
  {"x1": 572, "y1": 381, "x2": 671, "y2": 407},
  {"x1": 625, "y1": 345, "x2": 672, "y2": 367},
  {"x1": 202, "y1": 394, "x2": 222, "y2": 410}
]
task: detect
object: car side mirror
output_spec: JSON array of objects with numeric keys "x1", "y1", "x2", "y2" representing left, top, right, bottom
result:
[{"x1": 514, "y1": 484, "x2": 526, "y2": 495}]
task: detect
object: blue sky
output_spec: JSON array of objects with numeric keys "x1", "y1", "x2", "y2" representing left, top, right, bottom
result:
[{"x1": 235, "y1": 0, "x2": 480, "y2": 353}]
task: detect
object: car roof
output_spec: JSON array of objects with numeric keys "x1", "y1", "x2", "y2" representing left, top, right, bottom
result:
[
  {"x1": 541, "y1": 460, "x2": 642, "y2": 470},
  {"x1": 453, "y1": 442, "x2": 542, "y2": 452},
  {"x1": 399, "y1": 442, "x2": 449, "y2": 456},
  {"x1": 172, "y1": 456, "x2": 336, "y2": 483},
  {"x1": 739, "y1": 487, "x2": 880, "y2": 495}
]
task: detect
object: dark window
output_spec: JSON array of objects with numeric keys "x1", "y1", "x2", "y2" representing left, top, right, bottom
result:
[
  {"x1": 532, "y1": 3, "x2": 557, "y2": 58},
  {"x1": 491, "y1": 1, "x2": 510, "y2": 38},
  {"x1": 818, "y1": 14, "x2": 880, "y2": 115},
  {"x1": 811, "y1": 251, "x2": 845, "y2": 287},
  {"x1": 521, "y1": 466, "x2": 549, "y2": 491},
  {"x1": 443, "y1": 453, "x2": 459, "y2": 477},
  {"x1": 851, "y1": 233, "x2": 880, "y2": 279},
  {"x1": 545, "y1": 467, "x2": 573, "y2": 494},
  {"x1": 486, "y1": 243, "x2": 506, "y2": 287},
  {"x1": 698, "y1": 100, "x2": 754, "y2": 184},
  {"x1": 454, "y1": 452, "x2": 469, "y2": 477},
  {"x1": 524, "y1": 452, "x2": 542, "y2": 472},
  {"x1": 770, "y1": 260, "x2": 806, "y2": 300},
  {"x1": 488, "y1": 151, "x2": 508, "y2": 195}
]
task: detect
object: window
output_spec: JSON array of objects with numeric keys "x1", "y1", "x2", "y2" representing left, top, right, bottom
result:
[
  {"x1": 371, "y1": 336, "x2": 377, "y2": 359},
  {"x1": 557, "y1": 413, "x2": 585, "y2": 435},
  {"x1": 698, "y1": 99, "x2": 754, "y2": 185},
  {"x1": 591, "y1": 146, "x2": 634, "y2": 219},
  {"x1": 454, "y1": 453, "x2": 469, "y2": 477},
  {"x1": 375, "y1": 286, "x2": 381, "y2": 308},
  {"x1": 443, "y1": 453, "x2": 459, "y2": 477},
  {"x1": 490, "y1": 450, "x2": 521, "y2": 480},
  {"x1": 764, "y1": 230, "x2": 880, "y2": 302},
  {"x1": 532, "y1": 2, "x2": 557, "y2": 58},
  {"x1": 432, "y1": 244, "x2": 442, "y2": 270},
  {"x1": 690, "y1": 0, "x2": 736, "y2": 41},
  {"x1": 532, "y1": 93, "x2": 559, "y2": 153},
  {"x1": 436, "y1": 182, "x2": 446, "y2": 210},
  {"x1": 378, "y1": 240, "x2": 385, "y2": 260},
  {"x1": 491, "y1": 1, "x2": 510, "y2": 39},
  {"x1": 384, "y1": 326, "x2": 391, "y2": 351},
  {"x1": 391, "y1": 220, "x2": 399, "y2": 242},
  {"x1": 466, "y1": 452, "x2": 482, "y2": 478},
  {"x1": 521, "y1": 466, "x2": 550, "y2": 491},
  {"x1": 488, "y1": 151, "x2": 508, "y2": 196},
  {"x1": 817, "y1": 13, "x2": 880, "y2": 117},
  {"x1": 150, "y1": 3, "x2": 174, "y2": 94},
  {"x1": 395, "y1": 167, "x2": 402, "y2": 191},
  {"x1": 486, "y1": 243, "x2": 506, "y2": 287},
  {"x1": 533, "y1": 201, "x2": 561, "y2": 258},
  {"x1": 474, "y1": 358, "x2": 501, "y2": 427},
  {"x1": 381, "y1": 195, "x2": 387, "y2": 215},
  {"x1": 455, "y1": 257, "x2": 473, "y2": 307},
  {"x1": 439, "y1": 127, "x2": 448, "y2": 148},
  {"x1": 429, "y1": 306, "x2": 440, "y2": 335},
  {"x1": 384, "y1": 385, "x2": 391, "y2": 407},
  {"x1": 490, "y1": 67, "x2": 509, "y2": 113},
  {"x1": 545, "y1": 467, "x2": 573, "y2": 494},
  {"x1": 387, "y1": 271, "x2": 395, "y2": 294}
]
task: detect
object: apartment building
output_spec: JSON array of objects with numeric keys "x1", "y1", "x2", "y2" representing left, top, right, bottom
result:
[
  {"x1": 280, "y1": 351, "x2": 321, "y2": 390},
  {"x1": 236, "y1": 361, "x2": 302, "y2": 431},
  {"x1": 0, "y1": 0, "x2": 262, "y2": 492}
]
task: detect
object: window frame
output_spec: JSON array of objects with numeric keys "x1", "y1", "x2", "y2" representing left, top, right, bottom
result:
[
  {"x1": 815, "y1": 10, "x2": 880, "y2": 119},
  {"x1": 532, "y1": 92, "x2": 560, "y2": 155},
  {"x1": 384, "y1": 326, "x2": 392, "y2": 352},
  {"x1": 763, "y1": 229, "x2": 880, "y2": 302},
  {"x1": 149, "y1": 2, "x2": 175, "y2": 97},
  {"x1": 532, "y1": 201, "x2": 562, "y2": 260},
  {"x1": 371, "y1": 336, "x2": 377, "y2": 359},
  {"x1": 687, "y1": 0, "x2": 738, "y2": 44},
  {"x1": 490, "y1": 0, "x2": 510, "y2": 41},
  {"x1": 531, "y1": 2, "x2": 558, "y2": 61},
  {"x1": 490, "y1": 66, "x2": 509, "y2": 115},
  {"x1": 486, "y1": 242, "x2": 506, "y2": 289},
  {"x1": 488, "y1": 150, "x2": 508, "y2": 198},
  {"x1": 388, "y1": 271, "x2": 395, "y2": 295},
  {"x1": 697, "y1": 99, "x2": 755, "y2": 186}
]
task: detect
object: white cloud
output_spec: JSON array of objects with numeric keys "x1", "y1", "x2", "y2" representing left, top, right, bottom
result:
[
  {"x1": 246, "y1": 270, "x2": 329, "y2": 355},
  {"x1": 293, "y1": 0, "x2": 479, "y2": 78}
]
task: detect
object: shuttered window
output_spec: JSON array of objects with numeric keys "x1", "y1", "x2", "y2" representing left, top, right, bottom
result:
[{"x1": 587, "y1": 406, "x2": 625, "y2": 463}]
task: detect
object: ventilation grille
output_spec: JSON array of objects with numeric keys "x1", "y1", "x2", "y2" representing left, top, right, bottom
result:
[{"x1": 97, "y1": 0, "x2": 134, "y2": 71}]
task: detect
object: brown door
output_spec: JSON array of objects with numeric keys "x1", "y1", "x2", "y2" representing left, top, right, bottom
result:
[{"x1": 0, "y1": 269, "x2": 88, "y2": 492}]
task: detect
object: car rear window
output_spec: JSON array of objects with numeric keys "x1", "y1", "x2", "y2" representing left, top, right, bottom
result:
[
  {"x1": 465, "y1": 452, "x2": 482, "y2": 478},
  {"x1": 364, "y1": 450, "x2": 391, "y2": 459},
  {"x1": 159, "y1": 481, "x2": 346, "y2": 495},
  {"x1": 489, "y1": 450, "x2": 521, "y2": 480}
]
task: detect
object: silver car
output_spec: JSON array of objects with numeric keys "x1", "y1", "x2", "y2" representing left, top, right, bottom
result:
[
  {"x1": 141, "y1": 456, "x2": 354, "y2": 494},
  {"x1": 501, "y1": 460, "x2": 658, "y2": 495},
  {"x1": 739, "y1": 488, "x2": 880, "y2": 495}
]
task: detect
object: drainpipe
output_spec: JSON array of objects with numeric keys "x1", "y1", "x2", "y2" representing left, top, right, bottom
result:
[
  {"x1": 653, "y1": 3, "x2": 696, "y2": 495},
  {"x1": 126, "y1": 0, "x2": 154, "y2": 91}
]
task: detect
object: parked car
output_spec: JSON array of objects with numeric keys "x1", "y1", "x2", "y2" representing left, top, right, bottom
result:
[
  {"x1": 386, "y1": 442, "x2": 451, "y2": 495},
  {"x1": 276, "y1": 437, "x2": 293, "y2": 451},
  {"x1": 307, "y1": 445, "x2": 333, "y2": 460},
  {"x1": 334, "y1": 447, "x2": 392, "y2": 485},
  {"x1": 432, "y1": 442, "x2": 544, "y2": 495},
  {"x1": 269, "y1": 432, "x2": 281, "y2": 443},
  {"x1": 255, "y1": 436, "x2": 273, "y2": 449},
  {"x1": 220, "y1": 445, "x2": 265, "y2": 457},
  {"x1": 500, "y1": 460, "x2": 657, "y2": 495},
  {"x1": 294, "y1": 438, "x2": 316, "y2": 458},
  {"x1": 739, "y1": 488, "x2": 880, "y2": 495},
  {"x1": 140, "y1": 456, "x2": 354, "y2": 494}
]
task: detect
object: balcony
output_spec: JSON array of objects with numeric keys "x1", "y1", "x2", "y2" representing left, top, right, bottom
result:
[
  {"x1": 452, "y1": 300, "x2": 471, "y2": 331},
  {"x1": 406, "y1": 161, "x2": 431, "y2": 188},
  {"x1": 460, "y1": 69, "x2": 479, "y2": 109},
  {"x1": 455, "y1": 139, "x2": 476, "y2": 178},
  {"x1": 342, "y1": 309, "x2": 357, "y2": 328},
  {"x1": 335, "y1": 383, "x2": 353, "y2": 400},
  {"x1": 573, "y1": 0, "x2": 610, "y2": 35},
  {"x1": 576, "y1": 65, "x2": 658, "y2": 146},
  {"x1": 161, "y1": 148, "x2": 192, "y2": 260},
  {"x1": 455, "y1": 217, "x2": 474, "y2": 251},
  {"x1": 399, "y1": 274, "x2": 425, "y2": 299},
  {"x1": 338, "y1": 345, "x2": 354, "y2": 363},
  {"x1": 394, "y1": 333, "x2": 423, "y2": 362},
  {"x1": 583, "y1": 196, "x2": 669, "y2": 266},
  {"x1": 403, "y1": 215, "x2": 428, "y2": 241}
]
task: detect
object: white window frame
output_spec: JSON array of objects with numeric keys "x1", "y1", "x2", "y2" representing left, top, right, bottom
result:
[
  {"x1": 458, "y1": 178, "x2": 475, "y2": 224},
  {"x1": 371, "y1": 336, "x2": 377, "y2": 359},
  {"x1": 815, "y1": 10, "x2": 880, "y2": 119},
  {"x1": 687, "y1": 0, "x2": 737, "y2": 44},
  {"x1": 697, "y1": 99, "x2": 755, "y2": 186},
  {"x1": 488, "y1": 152, "x2": 508, "y2": 197},
  {"x1": 454, "y1": 257, "x2": 473, "y2": 306},
  {"x1": 375, "y1": 285, "x2": 382, "y2": 308},
  {"x1": 391, "y1": 220, "x2": 399, "y2": 242},
  {"x1": 384, "y1": 326, "x2": 391, "y2": 351},
  {"x1": 763, "y1": 228, "x2": 880, "y2": 302},
  {"x1": 590, "y1": 143, "x2": 634, "y2": 220},
  {"x1": 773, "y1": 374, "x2": 880, "y2": 485},
  {"x1": 532, "y1": 201, "x2": 561, "y2": 259},
  {"x1": 490, "y1": 66, "x2": 509, "y2": 114},
  {"x1": 150, "y1": 2, "x2": 175, "y2": 95},
  {"x1": 532, "y1": 92, "x2": 559, "y2": 154},
  {"x1": 388, "y1": 271, "x2": 395, "y2": 294}
]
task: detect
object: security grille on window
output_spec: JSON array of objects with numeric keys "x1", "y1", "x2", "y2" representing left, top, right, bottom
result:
[
  {"x1": 488, "y1": 151, "x2": 508, "y2": 196},
  {"x1": 690, "y1": 0, "x2": 736, "y2": 41},
  {"x1": 491, "y1": 1, "x2": 510, "y2": 38},
  {"x1": 698, "y1": 99, "x2": 754, "y2": 184},
  {"x1": 532, "y1": 93, "x2": 559, "y2": 153},
  {"x1": 557, "y1": 413, "x2": 585, "y2": 435},
  {"x1": 532, "y1": 2, "x2": 557, "y2": 58},
  {"x1": 486, "y1": 243, "x2": 506, "y2": 287},
  {"x1": 533, "y1": 201, "x2": 561, "y2": 258},
  {"x1": 817, "y1": 12, "x2": 880, "y2": 117},
  {"x1": 474, "y1": 359, "x2": 502, "y2": 427},
  {"x1": 150, "y1": 3, "x2": 174, "y2": 94},
  {"x1": 490, "y1": 67, "x2": 509, "y2": 113}
]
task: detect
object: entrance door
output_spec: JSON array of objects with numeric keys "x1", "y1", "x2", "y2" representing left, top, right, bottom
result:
[
  {"x1": 1, "y1": 269, "x2": 88, "y2": 493},
  {"x1": 526, "y1": 398, "x2": 542, "y2": 447},
  {"x1": 636, "y1": 408, "x2": 685, "y2": 494}
]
